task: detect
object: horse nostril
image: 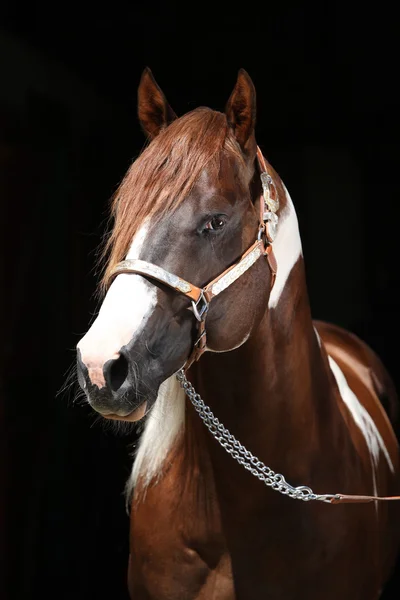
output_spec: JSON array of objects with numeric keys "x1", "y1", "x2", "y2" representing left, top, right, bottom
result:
[{"x1": 103, "y1": 354, "x2": 129, "y2": 392}]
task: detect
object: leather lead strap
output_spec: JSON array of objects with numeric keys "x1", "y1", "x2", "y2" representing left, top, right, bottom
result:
[{"x1": 329, "y1": 494, "x2": 400, "y2": 504}]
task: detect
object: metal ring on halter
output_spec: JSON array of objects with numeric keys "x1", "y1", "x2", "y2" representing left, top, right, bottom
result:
[{"x1": 191, "y1": 291, "x2": 209, "y2": 322}]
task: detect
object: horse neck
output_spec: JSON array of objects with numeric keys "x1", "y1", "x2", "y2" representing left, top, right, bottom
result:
[{"x1": 188, "y1": 198, "x2": 335, "y2": 498}]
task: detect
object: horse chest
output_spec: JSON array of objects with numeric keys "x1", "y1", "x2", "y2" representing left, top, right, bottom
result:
[
  {"x1": 128, "y1": 478, "x2": 384, "y2": 600},
  {"x1": 128, "y1": 482, "x2": 232, "y2": 598}
]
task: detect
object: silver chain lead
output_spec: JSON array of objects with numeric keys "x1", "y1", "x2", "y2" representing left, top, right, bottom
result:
[{"x1": 176, "y1": 369, "x2": 334, "y2": 503}]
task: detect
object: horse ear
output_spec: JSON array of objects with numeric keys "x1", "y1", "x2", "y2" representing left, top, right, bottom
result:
[
  {"x1": 138, "y1": 67, "x2": 177, "y2": 139},
  {"x1": 225, "y1": 69, "x2": 256, "y2": 153}
]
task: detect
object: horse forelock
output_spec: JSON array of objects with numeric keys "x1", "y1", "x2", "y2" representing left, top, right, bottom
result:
[{"x1": 100, "y1": 108, "x2": 245, "y2": 291}]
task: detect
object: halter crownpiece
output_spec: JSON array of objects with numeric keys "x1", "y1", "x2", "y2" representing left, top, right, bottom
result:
[{"x1": 108, "y1": 147, "x2": 278, "y2": 370}]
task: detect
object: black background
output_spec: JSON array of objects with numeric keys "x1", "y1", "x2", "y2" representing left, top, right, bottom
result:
[{"x1": 1, "y1": 5, "x2": 400, "y2": 599}]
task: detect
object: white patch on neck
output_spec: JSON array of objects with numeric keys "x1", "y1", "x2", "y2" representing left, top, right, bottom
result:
[
  {"x1": 315, "y1": 328, "x2": 387, "y2": 512},
  {"x1": 328, "y1": 356, "x2": 394, "y2": 512},
  {"x1": 268, "y1": 185, "x2": 302, "y2": 309},
  {"x1": 77, "y1": 222, "x2": 156, "y2": 385},
  {"x1": 127, "y1": 375, "x2": 186, "y2": 495}
]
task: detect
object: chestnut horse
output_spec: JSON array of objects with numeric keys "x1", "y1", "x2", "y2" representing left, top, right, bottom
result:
[{"x1": 76, "y1": 68, "x2": 400, "y2": 598}]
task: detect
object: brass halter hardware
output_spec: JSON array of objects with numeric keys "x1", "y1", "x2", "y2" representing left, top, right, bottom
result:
[{"x1": 108, "y1": 147, "x2": 278, "y2": 370}]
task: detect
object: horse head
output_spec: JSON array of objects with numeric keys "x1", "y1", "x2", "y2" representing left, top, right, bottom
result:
[{"x1": 76, "y1": 68, "x2": 278, "y2": 422}]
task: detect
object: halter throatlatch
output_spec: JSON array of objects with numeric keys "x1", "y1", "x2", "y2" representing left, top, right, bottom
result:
[{"x1": 108, "y1": 147, "x2": 279, "y2": 370}]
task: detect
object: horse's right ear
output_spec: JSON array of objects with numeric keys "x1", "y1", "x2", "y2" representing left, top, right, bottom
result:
[
  {"x1": 138, "y1": 68, "x2": 177, "y2": 139},
  {"x1": 225, "y1": 69, "x2": 256, "y2": 154}
]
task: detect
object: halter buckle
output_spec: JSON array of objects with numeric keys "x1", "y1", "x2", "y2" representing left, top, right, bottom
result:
[
  {"x1": 191, "y1": 291, "x2": 209, "y2": 322},
  {"x1": 261, "y1": 172, "x2": 279, "y2": 212},
  {"x1": 257, "y1": 223, "x2": 266, "y2": 241}
]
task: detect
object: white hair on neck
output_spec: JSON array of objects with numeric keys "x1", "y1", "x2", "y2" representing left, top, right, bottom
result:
[
  {"x1": 268, "y1": 184, "x2": 303, "y2": 309},
  {"x1": 126, "y1": 375, "x2": 186, "y2": 498}
]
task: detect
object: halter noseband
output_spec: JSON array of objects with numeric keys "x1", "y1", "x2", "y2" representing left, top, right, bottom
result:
[{"x1": 107, "y1": 147, "x2": 279, "y2": 370}]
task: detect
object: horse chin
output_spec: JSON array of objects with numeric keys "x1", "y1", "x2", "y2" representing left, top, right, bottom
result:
[{"x1": 96, "y1": 401, "x2": 149, "y2": 423}]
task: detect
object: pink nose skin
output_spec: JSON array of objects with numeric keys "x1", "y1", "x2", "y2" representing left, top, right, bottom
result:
[
  {"x1": 78, "y1": 349, "x2": 120, "y2": 388},
  {"x1": 88, "y1": 367, "x2": 106, "y2": 389}
]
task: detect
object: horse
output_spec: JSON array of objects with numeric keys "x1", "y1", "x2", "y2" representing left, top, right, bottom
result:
[{"x1": 76, "y1": 67, "x2": 400, "y2": 599}]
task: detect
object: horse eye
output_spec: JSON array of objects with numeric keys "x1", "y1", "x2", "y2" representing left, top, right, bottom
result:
[{"x1": 204, "y1": 216, "x2": 226, "y2": 231}]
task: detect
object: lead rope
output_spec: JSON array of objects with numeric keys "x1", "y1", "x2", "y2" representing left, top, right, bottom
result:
[
  {"x1": 176, "y1": 369, "x2": 335, "y2": 503},
  {"x1": 176, "y1": 372, "x2": 400, "y2": 505}
]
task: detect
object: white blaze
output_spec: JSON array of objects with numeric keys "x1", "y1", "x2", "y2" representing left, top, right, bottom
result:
[
  {"x1": 77, "y1": 222, "x2": 156, "y2": 387},
  {"x1": 126, "y1": 222, "x2": 151, "y2": 259}
]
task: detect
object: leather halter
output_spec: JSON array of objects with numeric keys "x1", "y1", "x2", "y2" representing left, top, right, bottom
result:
[{"x1": 108, "y1": 147, "x2": 278, "y2": 370}]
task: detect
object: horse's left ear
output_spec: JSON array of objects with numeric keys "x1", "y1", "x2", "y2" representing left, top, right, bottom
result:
[
  {"x1": 225, "y1": 69, "x2": 256, "y2": 153},
  {"x1": 138, "y1": 67, "x2": 177, "y2": 139}
]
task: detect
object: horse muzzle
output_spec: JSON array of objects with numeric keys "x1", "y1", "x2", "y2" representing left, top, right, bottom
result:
[{"x1": 76, "y1": 349, "x2": 151, "y2": 422}]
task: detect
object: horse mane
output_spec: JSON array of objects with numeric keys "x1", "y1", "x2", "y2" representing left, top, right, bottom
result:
[{"x1": 100, "y1": 107, "x2": 244, "y2": 289}]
